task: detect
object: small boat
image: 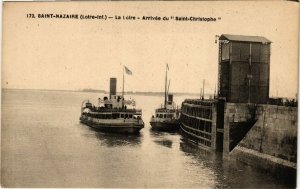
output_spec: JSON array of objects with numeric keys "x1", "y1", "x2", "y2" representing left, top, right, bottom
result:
[
  {"x1": 150, "y1": 64, "x2": 180, "y2": 131},
  {"x1": 80, "y1": 67, "x2": 144, "y2": 134}
]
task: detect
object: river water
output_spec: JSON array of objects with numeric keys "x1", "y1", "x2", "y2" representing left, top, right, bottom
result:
[{"x1": 1, "y1": 89, "x2": 294, "y2": 188}]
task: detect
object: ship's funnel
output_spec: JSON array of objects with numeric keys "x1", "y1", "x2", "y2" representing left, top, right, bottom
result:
[
  {"x1": 168, "y1": 94, "x2": 173, "y2": 102},
  {"x1": 110, "y1": 78, "x2": 117, "y2": 99}
]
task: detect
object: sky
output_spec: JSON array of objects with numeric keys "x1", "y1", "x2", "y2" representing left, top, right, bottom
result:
[{"x1": 2, "y1": 1, "x2": 299, "y2": 98}]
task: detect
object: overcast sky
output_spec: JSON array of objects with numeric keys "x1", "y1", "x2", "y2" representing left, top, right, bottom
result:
[{"x1": 2, "y1": 1, "x2": 299, "y2": 98}]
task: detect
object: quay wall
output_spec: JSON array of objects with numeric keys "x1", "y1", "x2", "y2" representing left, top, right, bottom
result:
[
  {"x1": 223, "y1": 103, "x2": 255, "y2": 153},
  {"x1": 236, "y1": 104, "x2": 297, "y2": 162},
  {"x1": 224, "y1": 103, "x2": 297, "y2": 178}
]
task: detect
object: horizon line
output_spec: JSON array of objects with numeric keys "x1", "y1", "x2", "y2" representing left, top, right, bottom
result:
[
  {"x1": 2, "y1": 87, "x2": 207, "y2": 95},
  {"x1": 2, "y1": 87, "x2": 296, "y2": 99}
]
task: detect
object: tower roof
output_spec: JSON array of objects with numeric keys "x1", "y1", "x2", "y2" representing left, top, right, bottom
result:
[{"x1": 219, "y1": 34, "x2": 271, "y2": 43}]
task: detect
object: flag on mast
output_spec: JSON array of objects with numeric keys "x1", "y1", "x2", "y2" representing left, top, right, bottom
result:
[
  {"x1": 124, "y1": 66, "x2": 132, "y2": 75},
  {"x1": 166, "y1": 64, "x2": 169, "y2": 70}
]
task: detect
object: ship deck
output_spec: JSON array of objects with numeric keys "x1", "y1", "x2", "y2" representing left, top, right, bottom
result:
[{"x1": 87, "y1": 108, "x2": 142, "y2": 113}]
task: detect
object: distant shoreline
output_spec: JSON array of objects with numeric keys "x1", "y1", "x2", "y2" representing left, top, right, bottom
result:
[{"x1": 2, "y1": 88, "x2": 204, "y2": 97}]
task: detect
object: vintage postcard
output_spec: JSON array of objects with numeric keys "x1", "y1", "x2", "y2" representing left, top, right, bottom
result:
[{"x1": 1, "y1": 1, "x2": 299, "y2": 188}]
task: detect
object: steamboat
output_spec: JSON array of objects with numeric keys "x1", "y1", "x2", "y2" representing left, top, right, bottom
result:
[
  {"x1": 80, "y1": 67, "x2": 144, "y2": 134},
  {"x1": 150, "y1": 64, "x2": 180, "y2": 131}
]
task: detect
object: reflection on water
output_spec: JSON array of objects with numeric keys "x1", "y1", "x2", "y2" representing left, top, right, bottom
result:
[
  {"x1": 180, "y1": 139, "x2": 214, "y2": 158},
  {"x1": 150, "y1": 130, "x2": 177, "y2": 148},
  {"x1": 179, "y1": 139, "x2": 295, "y2": 188},
  {"x1": 179, "y1": 141, "x2": 226, "y2": 188},
  {"x1": 149, "y1": 129, "x2": 179, "y2": 137},
  {"x1": 93, "y1": 130, "x2": 142, "y2": 147},
  {"x1": 154, "y1": 139, "x2": 173, "y2": 148}
]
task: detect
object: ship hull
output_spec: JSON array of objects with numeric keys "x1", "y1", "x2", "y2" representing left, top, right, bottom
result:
[
  {"x1": 80, "y1": 116, "x2": 144, "y2": 134},
  {"x1": 150, "y1": 119, "x2": 180, "y2": 131}
]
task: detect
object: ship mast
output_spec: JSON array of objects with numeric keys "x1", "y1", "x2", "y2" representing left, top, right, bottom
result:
[
  {"x1": 164, "y1": 64, "x2": 168, "y2": 109},
  {"x1": 122, "y1": 66, "x2": 125, "y2": 109},
  {"x1": 167, "y1": 80, "x2": 171, "y2": 96},
  {"x1": 202, "y1": 79, "x2": 205, "y2": 99}
]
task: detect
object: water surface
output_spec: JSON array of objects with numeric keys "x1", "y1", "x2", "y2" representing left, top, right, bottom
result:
[{"x1": 1, "y1": 89, "x2": 293, "y2": 188}]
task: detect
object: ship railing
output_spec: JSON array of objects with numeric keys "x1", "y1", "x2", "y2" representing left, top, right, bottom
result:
[
  {"x1": 183, "y1": 99, "x2": 217, "y2": 106},
  {"x1": 155, "y1": 108, "x2": 177, "y2": 113},
  {"x1": 88, "y1": 107, "x2": 142, "y2": 113}
]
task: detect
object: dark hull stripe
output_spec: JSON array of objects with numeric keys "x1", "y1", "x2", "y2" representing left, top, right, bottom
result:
[{"x1": 80, "y1": 119, "x2": 144, "y2": 134}]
